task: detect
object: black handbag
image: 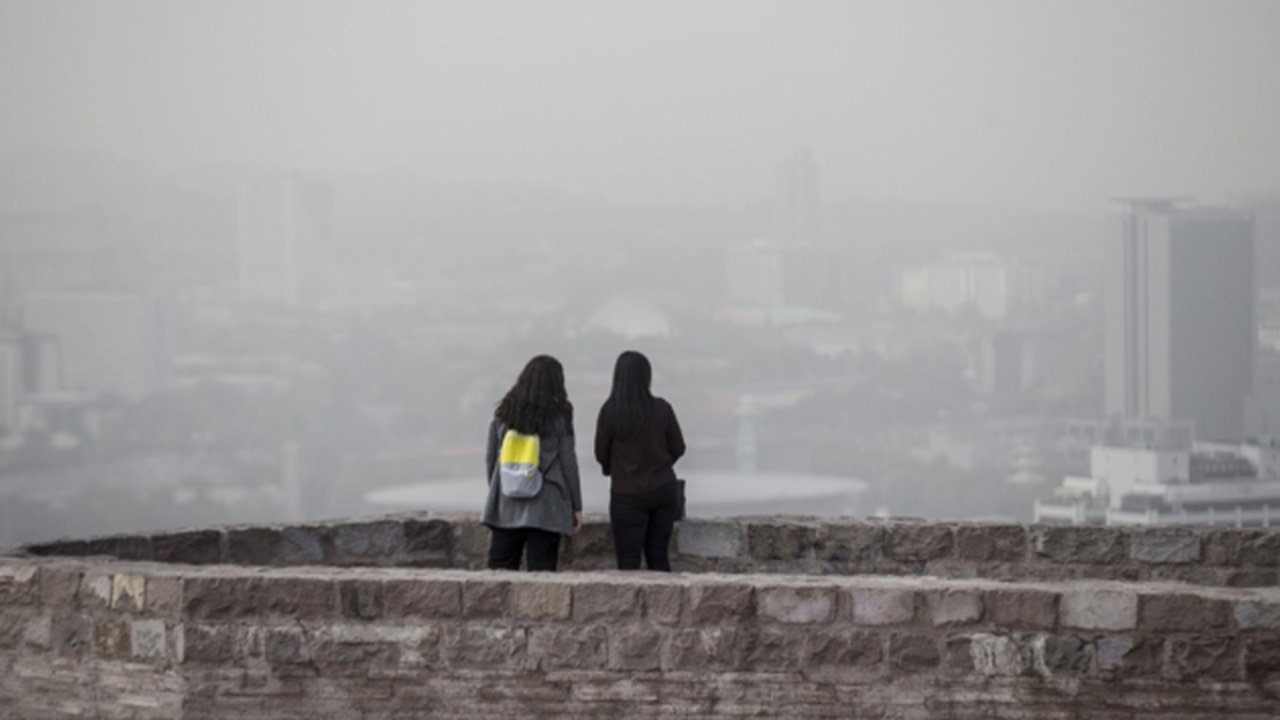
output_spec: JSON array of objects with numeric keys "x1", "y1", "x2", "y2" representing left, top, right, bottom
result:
[{"x1": 674, "y1": 478, "x2": 687, "y2": 520}]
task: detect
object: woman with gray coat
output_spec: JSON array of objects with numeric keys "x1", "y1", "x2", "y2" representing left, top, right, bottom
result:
[{"x1": 483, "y1": 355, "x2": 583, "y2": 571}]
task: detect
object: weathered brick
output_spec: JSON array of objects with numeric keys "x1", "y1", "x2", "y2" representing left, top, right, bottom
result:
[
  {"x1": 528, "y1": 625, "x2": 607, "y2": 669},
  {"x1": 849, "y1": 588, "x2": 915, "y2": 626},
  {"x1": 686, "y1": 583, "x2": 753, "y2": 624},
  {"x1": 642, "y1": 583, "x2": 683, "y2": 625},
  {"x1": 340, "y1": 580, "x2": 384, "y2": 620},
  {"x1": 572, "y1": 582, "x2": 639, "y2": 622},
  {"x1": 757, "y1": 585, "x2": 835, "y2": 624},
  {"x1": 889, "y1": 634, "x2": 940, "y2": 672},
  {"x1": 182, "y1": 624, "x2": 236, "y2": 664},
  {"x1": 986, "y1": 588, "x2": 1058, "y2": 631},
  {"x1": 510, "y1": 582, "x2": 571, "y2": 620},
  {"x1": 954, "y1": 525, "x2": 1028, "y2": 563},
  {"x1": 1129, "y1": 528, "x2": 1202, "y2": 564},
  {"x1": 734, "y1": 626, "x2": 804, "y2": 672},
  {"x1": 153, "y1": 530, "x2": 223, "y2": 565},
  {"x1": 885, "y1": 523, "x2": 953, "y2": 563},
  {"x1": 146, "y1": 576, "x2": 184, "y2": 617},
  {"x1": 1032, "y1": 526, "x2": 1127, "y2": 564},
  {"x1": 1139, "y1": 594, "x2": 1230, "y2": 633},
  {"x1": 130, "y1": 619, "x2": 167, "y2": 661},
  {"x1": 1167, "y1": 636, "x2": 1242, "y2": 680},
  {"x1": 661, "y1": 627, "x2": 737, "y2": 671},
  {"x1": 111, "y1": 573, "x2": 146, "y2": 613},
  {"x1": 93, "y1": 618, "x2": 130, "y2": 658},
  {"x1": 227, "y1": 527, "x2": 284, "y2": 565},
  {"x1": 461, "y1": 579, "x2": 510, "y2": 618},
  {"x1": 330, "y1": 521, "x2": 401, "y2": 564},
  {"x1": 925, "y1": 589, "x2": 983, "y2": 627},
  {"x1": 676, "y1": 520, "x2": 744, "y2": 559},
  {"x1": 1236, "y1": 600, "x2": 1280, "y2": 630},
  {"x1": 1061, "y1": 589, "x2": 1137, "y2": 631}
]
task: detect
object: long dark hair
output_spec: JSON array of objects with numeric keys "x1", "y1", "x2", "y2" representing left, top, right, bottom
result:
[
  {"x1": 601, "y1": 350, "x2": 654, "y2": 439},
  {"x1": 495, "y1": 355, "x2": 572, "y2": 435}
]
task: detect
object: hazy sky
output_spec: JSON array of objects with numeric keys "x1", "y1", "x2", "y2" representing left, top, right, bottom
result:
[{"x1": 2, "y1": 0, "x2": 1278, "y2": 210}]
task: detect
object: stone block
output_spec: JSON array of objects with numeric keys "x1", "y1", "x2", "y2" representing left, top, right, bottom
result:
[
  {"x1": 330, "y1": 521, "x2": 401, "y2": 564},
  {"x1": 642, "y1": 583, "x2": 683, "y2": 625},
  {"x1": 79, "y1": 571, "x2": 113, "y2": 610},
  {"x1": 37, "y1": 565, "x2": 80, "y2": 607},
  {"x1": 757, "y1": 585, "x2": 835, "y2": 624},
  {"x1": 944, "y1": 636, "x2": 974, "y2": 675},
  {"x1": 817, "y1": 523, "x2": 883, "y2": 566},
  {"x1": 452, "y1": 522, "x2": 491, "y2": 568},
  {"x1": 685, "y1": 583, "x2": 753, "y2": 624},
  {"x1": 561, "y1": 522, "x2": 615, "y2": 569},
  {"x1": 130, "y1": 619, "x2": 167, "y2": 661},
  {"x1": 1225, "y1": 570, "x2": 1278, "y2": 587},
  {"x1": 1202, "y1": 529, "x2": 1244, "y2": 566},
  {"x1": 967, "y1": 633, "x2": 1025, "y2": 676},
  {"x1": 986, "y1": 589, "x2": 1058, "y2": 630},
  {"x1": 403, "y1": 518, "x2": 454, "y2": 564},
  {"x1": 1245, "y1": 638, "x2": 1280, "y2": 683},
  {"x1": 147, "y1": 576, "x2": 184, "y2": 617},
  {"x1": 111, "y1": 573, "x2": 146, "y2": 613},
  {"x1": 885, "y1": 523, "x2": 954, "y2": 563},
  {"x1": 152, "y1": 530, "x2": 224, "y2": 565},
  {"x1": 182, "y1": 576, "x2": 259, "y2": 620},
  {"x1": 1239, "y1": 530, "x2": 1280, "y2": 567},
  {"x1": 748, "y1": 522, "x2": 820, "y2": 561},
  {"x1": 849, "y1": 588, "x2": 915, "y2": 626},
  {"x1": 527, "y1": 625, "x2": 607, "y2": 669},
  {"x1": 1032, "y1": 526, "x2": 1127, "y2": 564},
  {"x1": 340, "y1": 580, "x2": 384, "y2": 620},
  {"x1": 1036, "y1": 635, "x2": 1091, "y2": 676},
  {"x1": 443, "y1": 625, "x2": 527, "y2": 669},
  {"x1": 1139, "y1": 594, "x2": 1230, "y2": 632},
  {"x1": 1168, "y1": 637, "x2": 1242, "y2": 680},
  {"x1": 925, "y1": 589, "x2": 983, "y2": 627},
  {"x1": 804, "y1": 630, "x2": 882, "y2": 670},
  {"x1": 676, "y1": 520, "x2": 744, "y2": 559},
  {"x1": 384, "y1": 578, "x2": 460, "y2": 618},
  {"x1": 1236, "y1": 600, "x2": 1280, "y2": 630},
  {"x1": 259, "y1": 577, "x2": 339, "y2": 620},
  {"x1": 279, "y1": 526, "x2": 328, "y2": 565},
  {"x1": 264, "y1": 626, "x2": 308, "y2": 664},
  {"x1": 954, "y1": 524, "x2": 1028, "y2": 563},
  {"x1": 22, "y1": 611, "x2": 52, "y2": 650},
  {"x1": 1096, "y1": 635, "x2": 1162, "y2": 678},
  {"x1": 93, "y1": 618, "x2": 131, "y2": 659},
  {"x1": 53, "y1": 613, "x2": 92, "y2": 657},
  {"x1": 609, "y1": 624, "x2": 666, "y2": 670},
  {"x1": 83, "y1": 535, "x2": 153, "y2": 561},
  {"x1": 182, "y1": 623, "x2": 236, "y2": 663},
  {"x1": 511, "y1": 582, "x2": 571, "y2": 620},
  {"x1": 227, "y1": 527, "x2": 284, "y2": 566},
  {"x1": 1061, "y1": 589, "x2": 1137, "y2": 631},
  {"x1": 734, "y1": 626, "x2": 804, "y2": 672},
  {"x1": 572, "y1": 582, "x2": 639, "y2": 622},
  {"x1": 0, "y1": 564, "x2": 38, "y2": 605},
  {"x1": 661, "y1": 627, "x2": 737, "y2": 671},
  {"x1": 1129, "y1": 528, "x2": 1202, "y2": 564},
  {"x1": 888, "y1": 634, "x2": 940, "y2": 672},
  {"x1": 461, "y1": 579, "x2": 510, "y2": 618}
]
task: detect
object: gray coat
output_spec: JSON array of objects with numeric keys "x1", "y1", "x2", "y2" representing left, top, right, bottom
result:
[{"x1": 482, "y1": 415, "x2": 583, "y2": 537}]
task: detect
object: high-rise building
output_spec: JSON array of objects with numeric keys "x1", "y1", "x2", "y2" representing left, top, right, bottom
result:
[
  {"x1": 1104, "y1": 200, "x2": 1255, "y2": 441},
  {"x1": 21, "y1": 294, "x2": 169, "y2": 398},
  {"x1": 774, "y1": 147, "x2": 819, "y2": 244}
]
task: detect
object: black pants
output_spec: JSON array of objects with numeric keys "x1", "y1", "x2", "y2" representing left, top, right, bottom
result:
[
  {"x1": 610, "y1": 481, "x2": 679, "y2": 571},
  {"x1": 487, "y1": 527, "x2": 561, "y2": 571}
]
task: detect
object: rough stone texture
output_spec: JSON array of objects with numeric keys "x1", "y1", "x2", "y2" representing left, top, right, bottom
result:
[
  {"x1": 1061, "y1": 588, "x2": 1138, "y2": 631},
  {"x1": 330, "y1": 521, "x2": 401, "y2": 564},
  {"x1": 676, "y1": 520, "x2": 744, "y2": 559},
  {"x1": 1129, "y1": 528, "x2": 1202, "y2": 564},
  {"x1": 885, "y1": 523, "x2": 953, "y2": 563},
  {"x1": 10, "y1": 515, "x2": 1280, "y2": 718},
  {"x1": 152, "y1": 530, "x2": 224, "y2": 565}
]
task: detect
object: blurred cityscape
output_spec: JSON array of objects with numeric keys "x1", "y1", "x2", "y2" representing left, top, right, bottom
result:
[{"x1": 1, "y1": 147, "x2": 1277, "y2": 543}]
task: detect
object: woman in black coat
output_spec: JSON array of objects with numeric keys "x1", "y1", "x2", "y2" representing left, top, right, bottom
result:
[{"x1": 594, "y1": 351, "x2": 686, "y2": 571}]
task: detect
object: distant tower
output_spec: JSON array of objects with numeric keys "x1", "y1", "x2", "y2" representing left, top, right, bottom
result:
[
  {"x1": 1104, "y1": 199, "x2": 1255, "y2": 441},
  {"x1": 773, "y1": 146, "x2": 819, "y2": 244}
]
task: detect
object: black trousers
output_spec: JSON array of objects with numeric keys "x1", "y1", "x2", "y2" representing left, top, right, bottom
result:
[
  {"x1": 610, "y1": 481, "x2": 679, "y2": 571},
  {"x1": 487, "y1": 526, "x2": 562, "y2": 571}
]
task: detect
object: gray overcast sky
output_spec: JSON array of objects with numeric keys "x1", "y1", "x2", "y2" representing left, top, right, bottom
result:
[{"x1": 2, "y1": 0, "x2": 1278, "y2": 211}]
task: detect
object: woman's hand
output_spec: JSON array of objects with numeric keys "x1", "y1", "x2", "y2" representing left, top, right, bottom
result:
[{"x1": 572, "y1": 511, "x2": 583, "y2": 535}]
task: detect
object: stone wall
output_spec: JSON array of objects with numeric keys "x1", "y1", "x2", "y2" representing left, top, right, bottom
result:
[
  {"x1": 4, "y1": 514, "x2": 1280, "y2": 718},
  {"x1": 24, "y1": 512, "x2": 1280, "y2": 587}
]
